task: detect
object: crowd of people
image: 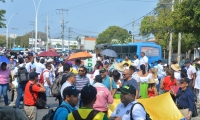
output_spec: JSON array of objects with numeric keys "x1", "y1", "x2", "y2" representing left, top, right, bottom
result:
[{"x1": 0, "y1": 51, "x2": 199, "y2": 120}]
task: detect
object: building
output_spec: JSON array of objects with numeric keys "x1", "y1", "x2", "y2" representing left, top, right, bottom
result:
[{"x1": 80, "y1": 37, "x2": 96, "y2": 50}]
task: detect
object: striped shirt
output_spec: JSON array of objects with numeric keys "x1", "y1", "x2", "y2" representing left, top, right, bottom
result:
[{"x1": 75, "y1": 74, "x2": 90, "y2": 91}]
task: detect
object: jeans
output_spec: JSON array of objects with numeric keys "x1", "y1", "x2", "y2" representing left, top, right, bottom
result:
[
  {"x1": 0, "y1": 83, "x2": 9, "y2": 105},
  {"x1": 15, "y1": 83, "x2": 26, "y2": 108},
  {"x1": 44, "y1": 86, "x2": 50, "y2": 98}
]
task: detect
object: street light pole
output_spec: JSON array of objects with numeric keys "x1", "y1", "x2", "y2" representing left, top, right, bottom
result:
[
  {"x1": 32, "y1": 0, "x2": 42, "y2": 52},
  {"x1": 6, "y1": 13, "x2": 17, "y2": 49}
]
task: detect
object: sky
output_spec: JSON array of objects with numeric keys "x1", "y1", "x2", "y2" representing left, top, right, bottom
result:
[{"x1": 0, "y1": 0, "x2": 158, "y2": 40}]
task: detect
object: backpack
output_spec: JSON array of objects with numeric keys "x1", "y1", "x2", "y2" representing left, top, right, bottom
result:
[
  {"x1": 51, "y1": 72, "x2": 68, "y2": 97},
  {"x1": 18, "y1": 64, "x2": 29, "y2": 83},
  {"x1": 39, "y1": 70, "x2": 49, "y2": 84},
  {"x1": 130, "y1": 102, "x2": 151, "y2": 120},
  {"x1": 72, "y1": 110, "x2": 100, "y2": 120},
  {"x1": 30, "y1": 84, "x2": 46, "y2": 109},
  {"x1": 42, "y1": 105, "x2": 70, "y2": 120}
]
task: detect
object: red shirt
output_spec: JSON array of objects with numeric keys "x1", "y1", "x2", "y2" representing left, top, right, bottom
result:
[
  {"x1": 24, "y1": 81, "x2": 41, "y2": 105},
  {"x1": 163, "y1": 76, "x2": 177, "y2": 91}
]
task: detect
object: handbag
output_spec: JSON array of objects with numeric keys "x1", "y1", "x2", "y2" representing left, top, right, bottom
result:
[{"x1": 29, "y1": 84, "x2": 46, "y2": 109}]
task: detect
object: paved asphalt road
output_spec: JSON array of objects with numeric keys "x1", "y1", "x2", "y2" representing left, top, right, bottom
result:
[{"x1": 0, "y1": 92, "x2": 200, "y2": 120}]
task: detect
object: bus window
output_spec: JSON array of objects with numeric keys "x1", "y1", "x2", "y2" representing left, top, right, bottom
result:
[
  {"x1": 141, "y1": 47, "x2": 159, "y2": 56},
  {"x1": 121, "y1": 46, "x2": 129, "y2": 53}
]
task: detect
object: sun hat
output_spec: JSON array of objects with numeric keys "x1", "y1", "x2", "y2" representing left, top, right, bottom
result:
[
  {"x1": 171, "y1": 64, "x2": 181, "y2": 72},
  {"x1": 148, "y1": 79, "x2": 158, "y2": 84},
  {"x1": 114, "y1": 63, "x2": 124, "y2": 72}
]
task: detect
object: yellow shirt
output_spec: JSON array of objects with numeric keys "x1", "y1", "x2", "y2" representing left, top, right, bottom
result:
[
  {"x1": 67, "y1": 108, "x2": 108, "y2": 120},
  {"x1": 122, "y1": 60, "x2": 132, "y2": 67}
]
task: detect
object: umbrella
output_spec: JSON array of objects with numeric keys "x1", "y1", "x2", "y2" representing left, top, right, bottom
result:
[
  {"x1": 0, "y1": 55, "x2": 10, "y2": 63},
  {"x1": 68, "y1": 52, "x2": 92, "y2": 61},
  {"x1": 100, "y1": 49, "x2": 117, "y2": 57},
  {"x1": 38, "y1": 51, "x2": 59, "y2": 57},
  {"x1": 11, "y1": 47, "x2": 23, "y2": 51}
]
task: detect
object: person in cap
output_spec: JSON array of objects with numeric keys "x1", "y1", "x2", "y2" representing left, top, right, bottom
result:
[
  {"x1": 185, "y1": 60, "x2": 196, "y2": 88},
  {"x1": 171, "y1": 77, "x2": 194, "y2": 120},
  {"x1": 147, "y1": 79, "x2": 158, "y2": 98},
  {"x1": 72, "y1": 59, "x2": 81, "y2": 71},
  {"x1": 68, "y1": 85, "x2": 109, "y2": 120},
  {"x1": 24, "y1": 71, "x2": 46, "y2": 120},
  {"x1": 53, "y1": 86, "x2": 79, "y2": 120},
  {"x1": 100, "y1": 68, "x2": 117, "y2": 97},
  {"x1": 60, "y1": 72, "x2": 76, "y2": 99},
  {"x1": 47, "y1": 58, "x2": 56, "y2": 79},
  {"x1": 93, "y1": 75, "x2": 113, "y2": 114},
  {"x1": 194, "y1": 60, "x2": 200, "y2": 107},
  {"x1": 122, "y1": 55, "x2": 132, "y2": 67},
  {"x1": 110, "y1": 85, "x2": 146, "y2": 120},
  {"x1": 171, "y1": 63, "x2": 181, "y2": 81}
]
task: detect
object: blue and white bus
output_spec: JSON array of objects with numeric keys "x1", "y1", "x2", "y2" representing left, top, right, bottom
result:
[{"x1": 107, "y1": 42, "x2": 162, "y2": 64}]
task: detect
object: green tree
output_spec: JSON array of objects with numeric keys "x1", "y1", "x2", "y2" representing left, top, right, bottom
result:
[
  {"x1": 96, "y1": 26, "x2": 130, "y2": 45},
  {"x1": 0, "y1": 10, "x2": 6, "y2": 28},
  {"x1": 55, "y1": 43, "x2": 61, "y2": 47}
]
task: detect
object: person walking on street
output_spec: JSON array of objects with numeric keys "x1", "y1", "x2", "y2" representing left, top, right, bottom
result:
[
  {"x1": 68, "y1": 85, "x2": 109, "y2": 120},
  {"x1": 43, "y1": 63, "x2": 53, "y2": 99},
  {"x1": 24, "y1": 71, "x2": 46, "y2": 120},
  {"x1": 110, "y1": 85, "x2": 146, "y2": 120},
  {"x1": 53, "y1": 86, "x2": 79, "y2": 120},
  {"x1": 93, "y1": 75, "x2": 113, "y2": 115},
  {"x1": 171, "y1": 77, "x2": 194, "y2": 120},
  {"x1": 185, "y1": 60, "x2": 196, "y2": 89},
  {"x1": 0, "y1": 62, "x2": 12, "y2": 105},
  {"x1": 139, "y1": 52, "x2": 148, "y2": 71}
]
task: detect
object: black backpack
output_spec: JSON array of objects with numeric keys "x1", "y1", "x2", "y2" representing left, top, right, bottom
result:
[
  {"x1": 72, "y1": 110, "x2": 100, "y2": 120},
  {"x1": 130, "y1": 102, "x2": 151, "y2": 120},
  {"x1": 30, "y1": 84, "x2": 46, "y2": 109},
  {"x1": 18, "y1": 64, "x2": 29, "y2": 83},
  {"x1": 42, "y1": 105, "x2": 70, "y2": 120}
]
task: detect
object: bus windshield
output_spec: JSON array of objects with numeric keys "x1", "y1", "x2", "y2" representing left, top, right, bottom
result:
[{"x1": 108, "y1": 46, "x2": 137, "y2": 59}]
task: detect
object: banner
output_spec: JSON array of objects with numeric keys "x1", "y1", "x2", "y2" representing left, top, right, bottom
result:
[{"x1": 108, "y1": 92, "x2": 184, "y2": 120}]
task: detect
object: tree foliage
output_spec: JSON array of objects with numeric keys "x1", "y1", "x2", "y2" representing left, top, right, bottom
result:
[
  {"x1": 0, "y1": 10, "x2": 6, "y2": 28},
  {"x1": 96, "y1": 26, "x2": 130, "y2": 45}
]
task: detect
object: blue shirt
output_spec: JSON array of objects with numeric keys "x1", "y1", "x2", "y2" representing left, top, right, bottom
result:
[
  {"x1": 102, "y1": 76, "x2": 117, "y2": 90},
  {"x1": 53, "y1": 101, "x2": 77, "y2": 120},
  {"x1": 122, "y1": 78, "x2": 139, "y2": 90},
  {"x1": 176, "y1": 87, "x2": 194, "y2": 112}
]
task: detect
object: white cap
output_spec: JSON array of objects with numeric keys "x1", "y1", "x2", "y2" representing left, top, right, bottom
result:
[
  {"x1": 47, "y1": 58, "x2": 53, "y2": 62},
  {"x1": 11, "y1": 56, "x2": 14, "y2": 59},
  {"x1": 163, "y1": 64, "x2": 167, "y2": 67}
]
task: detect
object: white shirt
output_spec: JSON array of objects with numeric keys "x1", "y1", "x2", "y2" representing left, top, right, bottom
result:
[
  {"x1": 185, "y1": 65, "x2": 196, "y2": 79},
  {"x1": 25, "y1": 62, "x2": 32, "y2": 73},
  {"x1": 60, "y1": 81, "x2": 72, "y2": 98},
  {"x1": 35, "y1": 63, "x2": 45, "y2": 74},
  {"x1": 43, "y1": 69, "x2": 53, "y2": 87},
  {"x1": 139, "y1": 56, "x2": 148, "y2": 66},
  {"x1": 58, "y1": 66, "x2": 63, "y2": 73},
  {"x1": 132, "y1": 59, "x2": 140, "y2": 69},
  {"x1": 195, "y1": 69, "x2": 200, "y2": 89},
  {"x1": 157, "y1": 64, "x2": 164, "y2": 78},
  {"x1": 111, "y1": 101, "x2": 146, "y2": 120},
  {"x1": 13, "y1": 63, "x2": 29, "y2": 75},
  {"x1": 174, "y1": 72, "x2": 181, "y2": 81},
  {"x1": 132, "y1": 72, "x2": 140, "y2": 82}
]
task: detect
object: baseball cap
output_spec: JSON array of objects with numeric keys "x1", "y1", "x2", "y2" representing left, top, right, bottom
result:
[
  {"x1": 29, "y1": 71, "x2": 39, "y2": 79},
  {"x1": 180, "y1": 77, "x2": 190, "y2": 84},
  {"x1": 63, "y1": 86, "x2": 80, "y2": 96},
  {"x1": 119, "y1": 85, "x2": 136, "y2": 95},
  {"x1": 100, "y1": 68, "x2": 106, "y2": 73},
  {"x1": 47, "y1": 58, "x2": 53, "y2": 62},
  {"x1": 81, "y1": 85, "x2": 97, "y2": 100}
]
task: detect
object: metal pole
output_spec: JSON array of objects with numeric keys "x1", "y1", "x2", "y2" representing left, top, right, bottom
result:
[
  {"x1": 33, "y1": 0, "x2": 42, "y2": 53},
  {"x1": 168, "y1": 0, "x2": 174, "y2": 66},
  {"x1": 6, "y1": 13, "x2": 17, "y2": 49}
]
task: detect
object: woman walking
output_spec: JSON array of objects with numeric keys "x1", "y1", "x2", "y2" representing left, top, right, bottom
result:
[{"x1": 0, "y1": 62, "x2": 12, "y2": 105}]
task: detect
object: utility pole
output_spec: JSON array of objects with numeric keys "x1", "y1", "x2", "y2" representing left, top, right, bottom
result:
[
  {"x1": 56, "y1": 9, "x2": 68, "y2": 52},
  {"x1": 168, "y1": 0, "x2": 174, "y2": 66},
  {"x1": 177, "y1": 0, "x2": 182, "y2": 64},
  {"x1": 29, "y1": 22, "x2": 35, "y2": 48},
  {"x1": 12, "y1": 28, "x2": 18, "y2": 48},
  {"x1": 68, "y1": 27, "x2": 71, "y2": 52},
  {"x1": 132, "y1": 18, "x2": 134, "y2": 41},
  {"x1": 45, "y1": 15, "x2": 49, "y2": 51}
]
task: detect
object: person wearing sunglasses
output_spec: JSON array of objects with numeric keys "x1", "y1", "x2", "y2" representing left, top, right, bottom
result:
[{"x1": 100, "y1": 68, "x2": 117, "y2": 97}]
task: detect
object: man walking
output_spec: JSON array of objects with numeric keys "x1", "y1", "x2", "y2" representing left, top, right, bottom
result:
[
  {"x1": 24, "y1": 71, "x2": 46, "y2": 120},
  {"x1": 110, "y1": 85, "x2": 146, "y2": 120},
  {"x1": 140, "y1": 52, "x2": 148, "y2": 70},
  {"x1": 185, "y1": 60, "x2": 196, "y2": 88}
]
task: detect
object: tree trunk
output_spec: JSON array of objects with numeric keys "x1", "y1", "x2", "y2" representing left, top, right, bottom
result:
[{"x1": 186, "y1": 50, "x2": 191, "y2": 59}]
